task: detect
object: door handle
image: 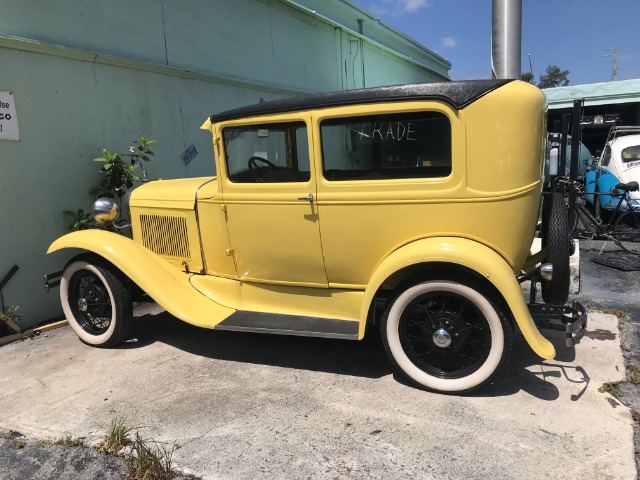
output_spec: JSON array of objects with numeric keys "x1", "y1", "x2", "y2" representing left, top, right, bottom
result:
[{"x1": 297, "y1": 193, "x2": 314, "y2": 203}]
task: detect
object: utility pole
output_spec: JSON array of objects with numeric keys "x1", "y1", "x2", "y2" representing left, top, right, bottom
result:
[{"x1": 605, "y1": 48, "x2": 618, "y2": 81}]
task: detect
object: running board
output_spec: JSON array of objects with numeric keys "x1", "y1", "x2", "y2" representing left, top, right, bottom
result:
[{"x1": 215, "y1": 311, "x2": 359, "y2": 340}]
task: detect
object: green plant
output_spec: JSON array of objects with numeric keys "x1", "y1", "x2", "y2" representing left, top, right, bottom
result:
[
  {"x1": 599, "y1": 382, "x2": 621, "y2": 399},
  {"x1": 98, "y1": 419, "x2": 184, "y2": 479},
  {"x1": 91, "y1": 137, "x2": 156, "y2": 200},
  {"x1": 99, "y1": 417, "x2": 134, "y2": 455},
  {"x1": 63, "y1": 208, "x2": 95, "y2": 231},
  {"x1": 126, "y1": 432, "x2": 179, "y2": 480},
  {"x1": 627, "y1": 364, "x2": 640, "y2": 385},
  {"x1": 64, "y1": 136, "x2": 157, "y2": 232},
  {"x1": 53, "y1": 435, "x2": 86, "y2": 447}
]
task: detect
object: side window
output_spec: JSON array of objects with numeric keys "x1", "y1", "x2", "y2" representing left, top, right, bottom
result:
[
  {"x1": 223, "y1": 122, "x2": 310, "y2": 183},
  {"x1": 320, "y1": 112, "x2": 451, "y2": 181},
  {"x1": 600, "y1": 145, "x2": 612, "y2": 166}
]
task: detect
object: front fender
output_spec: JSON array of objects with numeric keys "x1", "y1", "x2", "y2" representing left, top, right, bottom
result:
[
  {"x1": 361, "y1": 237, "x2": 555, "y2": 360},
  {"x1": 48, "y1": 230, "x2": 235, "y2": 328}
]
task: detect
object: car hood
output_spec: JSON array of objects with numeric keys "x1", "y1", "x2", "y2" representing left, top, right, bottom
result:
[{"x1": 130, "y1": 176, "x2": 219, "y2": 208}]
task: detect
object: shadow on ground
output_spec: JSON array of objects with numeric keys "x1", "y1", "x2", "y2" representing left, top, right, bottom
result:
[{"x1": 122, "y1": 310, "x2": 588, "y2": 401}]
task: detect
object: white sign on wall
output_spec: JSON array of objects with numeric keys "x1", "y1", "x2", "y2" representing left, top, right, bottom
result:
[{"x1": 0, "y1": 92, "x2": 20, "y2": 141}]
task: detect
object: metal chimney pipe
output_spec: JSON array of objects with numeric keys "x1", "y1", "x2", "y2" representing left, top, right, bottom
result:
[{"x1": 491, "y1": 0, "x2": 522, "y2": 79}]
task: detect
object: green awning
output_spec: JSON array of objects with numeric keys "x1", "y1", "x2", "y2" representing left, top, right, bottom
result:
[{"x1": 543, "y1": 79, "x2": 640, "y2": 109}]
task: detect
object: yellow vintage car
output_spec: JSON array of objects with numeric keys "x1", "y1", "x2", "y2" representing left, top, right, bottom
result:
[{"x1": 47, "y1": 79, "x2": 585, "y2": 393}]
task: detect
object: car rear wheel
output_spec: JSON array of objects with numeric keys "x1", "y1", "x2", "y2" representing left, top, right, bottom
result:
[
  {"x1": 381, "y1": 279, "x2": 513, "y2": 393},
  {"x1": 60, "y1": 261, "x2": 132, "y2": 347}
]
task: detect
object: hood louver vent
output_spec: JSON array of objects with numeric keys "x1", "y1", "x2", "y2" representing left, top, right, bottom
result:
[{"x1": 140, "y1": 214, "x2": 191, "y2": 259}]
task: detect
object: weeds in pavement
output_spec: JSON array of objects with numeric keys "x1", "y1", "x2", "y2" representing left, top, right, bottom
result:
[
  {"x1": 601, "y1": 307, "x2": 627, "y2": 318},
  {"x1": 126, "y1": 432, "x2": 179, "y2": 480},
  {"x1": 632, "y1": 410, "x2": 640, "y2": 424},
  {"x1": 599, "y1": 382, "x2": 622, "y2": 399},
  {"x1": 627, "y1": 364, "x2": 640, "y2": 385},
  {"x1": 99, "y1": 418, "x2": 182, "y2": 479},
  {"x1": 99, "y1": 417, "x2": 135, "y2": 455},
  {"x1": 1, "y1": 430, "x2": 26, "y2": 449},
  {"x1": 53, "y1": 435, "x2": 86, "y2": 447}
]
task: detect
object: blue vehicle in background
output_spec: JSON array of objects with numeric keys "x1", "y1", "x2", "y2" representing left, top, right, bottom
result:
[
  {"x1": 585, "y1": 127, "x2": 640, "y2": 214},
  {"x1": 544, "y1": 132, "x2": 593, "y2": 181}
]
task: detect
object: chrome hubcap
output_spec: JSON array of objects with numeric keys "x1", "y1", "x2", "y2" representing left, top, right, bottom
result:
[
  {"x1": 77, "y1": 297, "x2": 88, "y2": 312},
  {"x1": 432, "y1": 328, "x2": 452, "y2": 348}
]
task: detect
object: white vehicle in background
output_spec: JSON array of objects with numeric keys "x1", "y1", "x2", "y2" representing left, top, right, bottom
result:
[{"x1": 585, "y1": 127, "x2": 640, "y2": 212}]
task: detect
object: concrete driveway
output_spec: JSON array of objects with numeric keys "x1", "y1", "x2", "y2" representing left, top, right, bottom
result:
[{"x1": 0, "y1": 299, "x2": 634, "y2": 479}]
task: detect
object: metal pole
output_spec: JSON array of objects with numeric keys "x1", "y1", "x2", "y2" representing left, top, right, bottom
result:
[
  {"x1": 569, "y1": 100, "x2": 583, "y2": 183},
  {"x1": 491, "y1": 0, "x2": 522, "y2": 79},
  {"x1": 559, "y1": 115, "x2": 569, "y2": 181}
]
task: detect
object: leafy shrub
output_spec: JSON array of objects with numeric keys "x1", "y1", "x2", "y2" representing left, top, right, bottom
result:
[{"x1": 64, "y1": 136, "x2": 157, "y2": 231}]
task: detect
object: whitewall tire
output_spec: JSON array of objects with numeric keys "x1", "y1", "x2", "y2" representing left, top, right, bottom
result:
[
  {"x1": 381, "y1": 280, "x2": 513, "y2": 393},
  {"x1": 60, "y1": 261, "x2": 132, "y2": 347}
]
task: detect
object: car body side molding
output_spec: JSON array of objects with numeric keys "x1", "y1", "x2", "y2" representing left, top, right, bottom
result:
[{"x1": 216, "y1": 311, "x2": 359, "y2": 340}]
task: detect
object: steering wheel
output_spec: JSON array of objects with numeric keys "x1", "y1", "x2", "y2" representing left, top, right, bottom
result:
[{"x1": 248, "y1": 156, "x2": 279, "y2": 182}]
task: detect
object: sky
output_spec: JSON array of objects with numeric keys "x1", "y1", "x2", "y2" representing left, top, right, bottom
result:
[{"x1": 350, "y1": 0, "x2": 640, "y2": 85}]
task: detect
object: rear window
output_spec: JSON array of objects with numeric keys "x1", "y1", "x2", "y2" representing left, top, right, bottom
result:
[
  {"x1": 320, "y1": 112, "x2": 451, "y2": 181},
  {"x1": 621, "y1": 145, "x2": 640, "y2": 163}
]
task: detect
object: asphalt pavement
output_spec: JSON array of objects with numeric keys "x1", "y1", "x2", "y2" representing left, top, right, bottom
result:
[{"x1": 0, "y1": 239, "x2": 638, "y2": 480}]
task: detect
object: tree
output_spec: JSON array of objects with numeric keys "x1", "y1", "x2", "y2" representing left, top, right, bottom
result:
[
  {"x1": 520, "y1": 72, "x2": 534, "y2": 84},
  {"x1": 538, "y1": 65, "x2": 570, "y2": 89}
]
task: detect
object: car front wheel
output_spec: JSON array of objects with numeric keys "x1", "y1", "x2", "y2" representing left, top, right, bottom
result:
[
  {"x1": 381, "y1": 279, "x2": 513, "y2": 393},
  {"x1": 60, "y1": 260, "x2": 132, "y2": 347}
]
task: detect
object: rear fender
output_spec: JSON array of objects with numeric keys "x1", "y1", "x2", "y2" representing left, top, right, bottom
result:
[
  {"x1": 596, "y1": 172, "x2": 621, "y2": 210},
  {"x1": 362, "y1": 237, "x2": 555, "y2": 359},
  {"x1": 48, "y1": 230, "x2": 235, "y2": 328}
]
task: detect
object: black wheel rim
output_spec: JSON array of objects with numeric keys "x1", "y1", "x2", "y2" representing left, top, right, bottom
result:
[
  {"x1": 68, "y1": 270, "x2": 112, "y2": 335},
  {"x1": 398, "y1": 291, "x2": 491, "y2": 379}
]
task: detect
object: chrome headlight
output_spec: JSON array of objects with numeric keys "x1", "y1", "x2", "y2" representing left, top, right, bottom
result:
[{"x1": 93, "y1": 197, "x2": 119, "y2": 225}]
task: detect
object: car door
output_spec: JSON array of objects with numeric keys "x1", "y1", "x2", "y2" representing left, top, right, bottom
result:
[
  {"x1": 219, "y1": 114, "x2": 328, "y2": 287},
  {"x1": 312, "y1": 103, "x2": 462, "y2": 288}
]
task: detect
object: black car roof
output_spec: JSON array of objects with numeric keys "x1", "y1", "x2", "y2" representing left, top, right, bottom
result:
[{"x1": 210, "y1": 79, "x2": 513, "y2": 123}]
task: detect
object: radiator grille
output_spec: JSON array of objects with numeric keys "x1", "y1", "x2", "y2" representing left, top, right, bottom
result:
[{"x1": 140, "y1": 214, "x2": 191, "y2": 259}]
